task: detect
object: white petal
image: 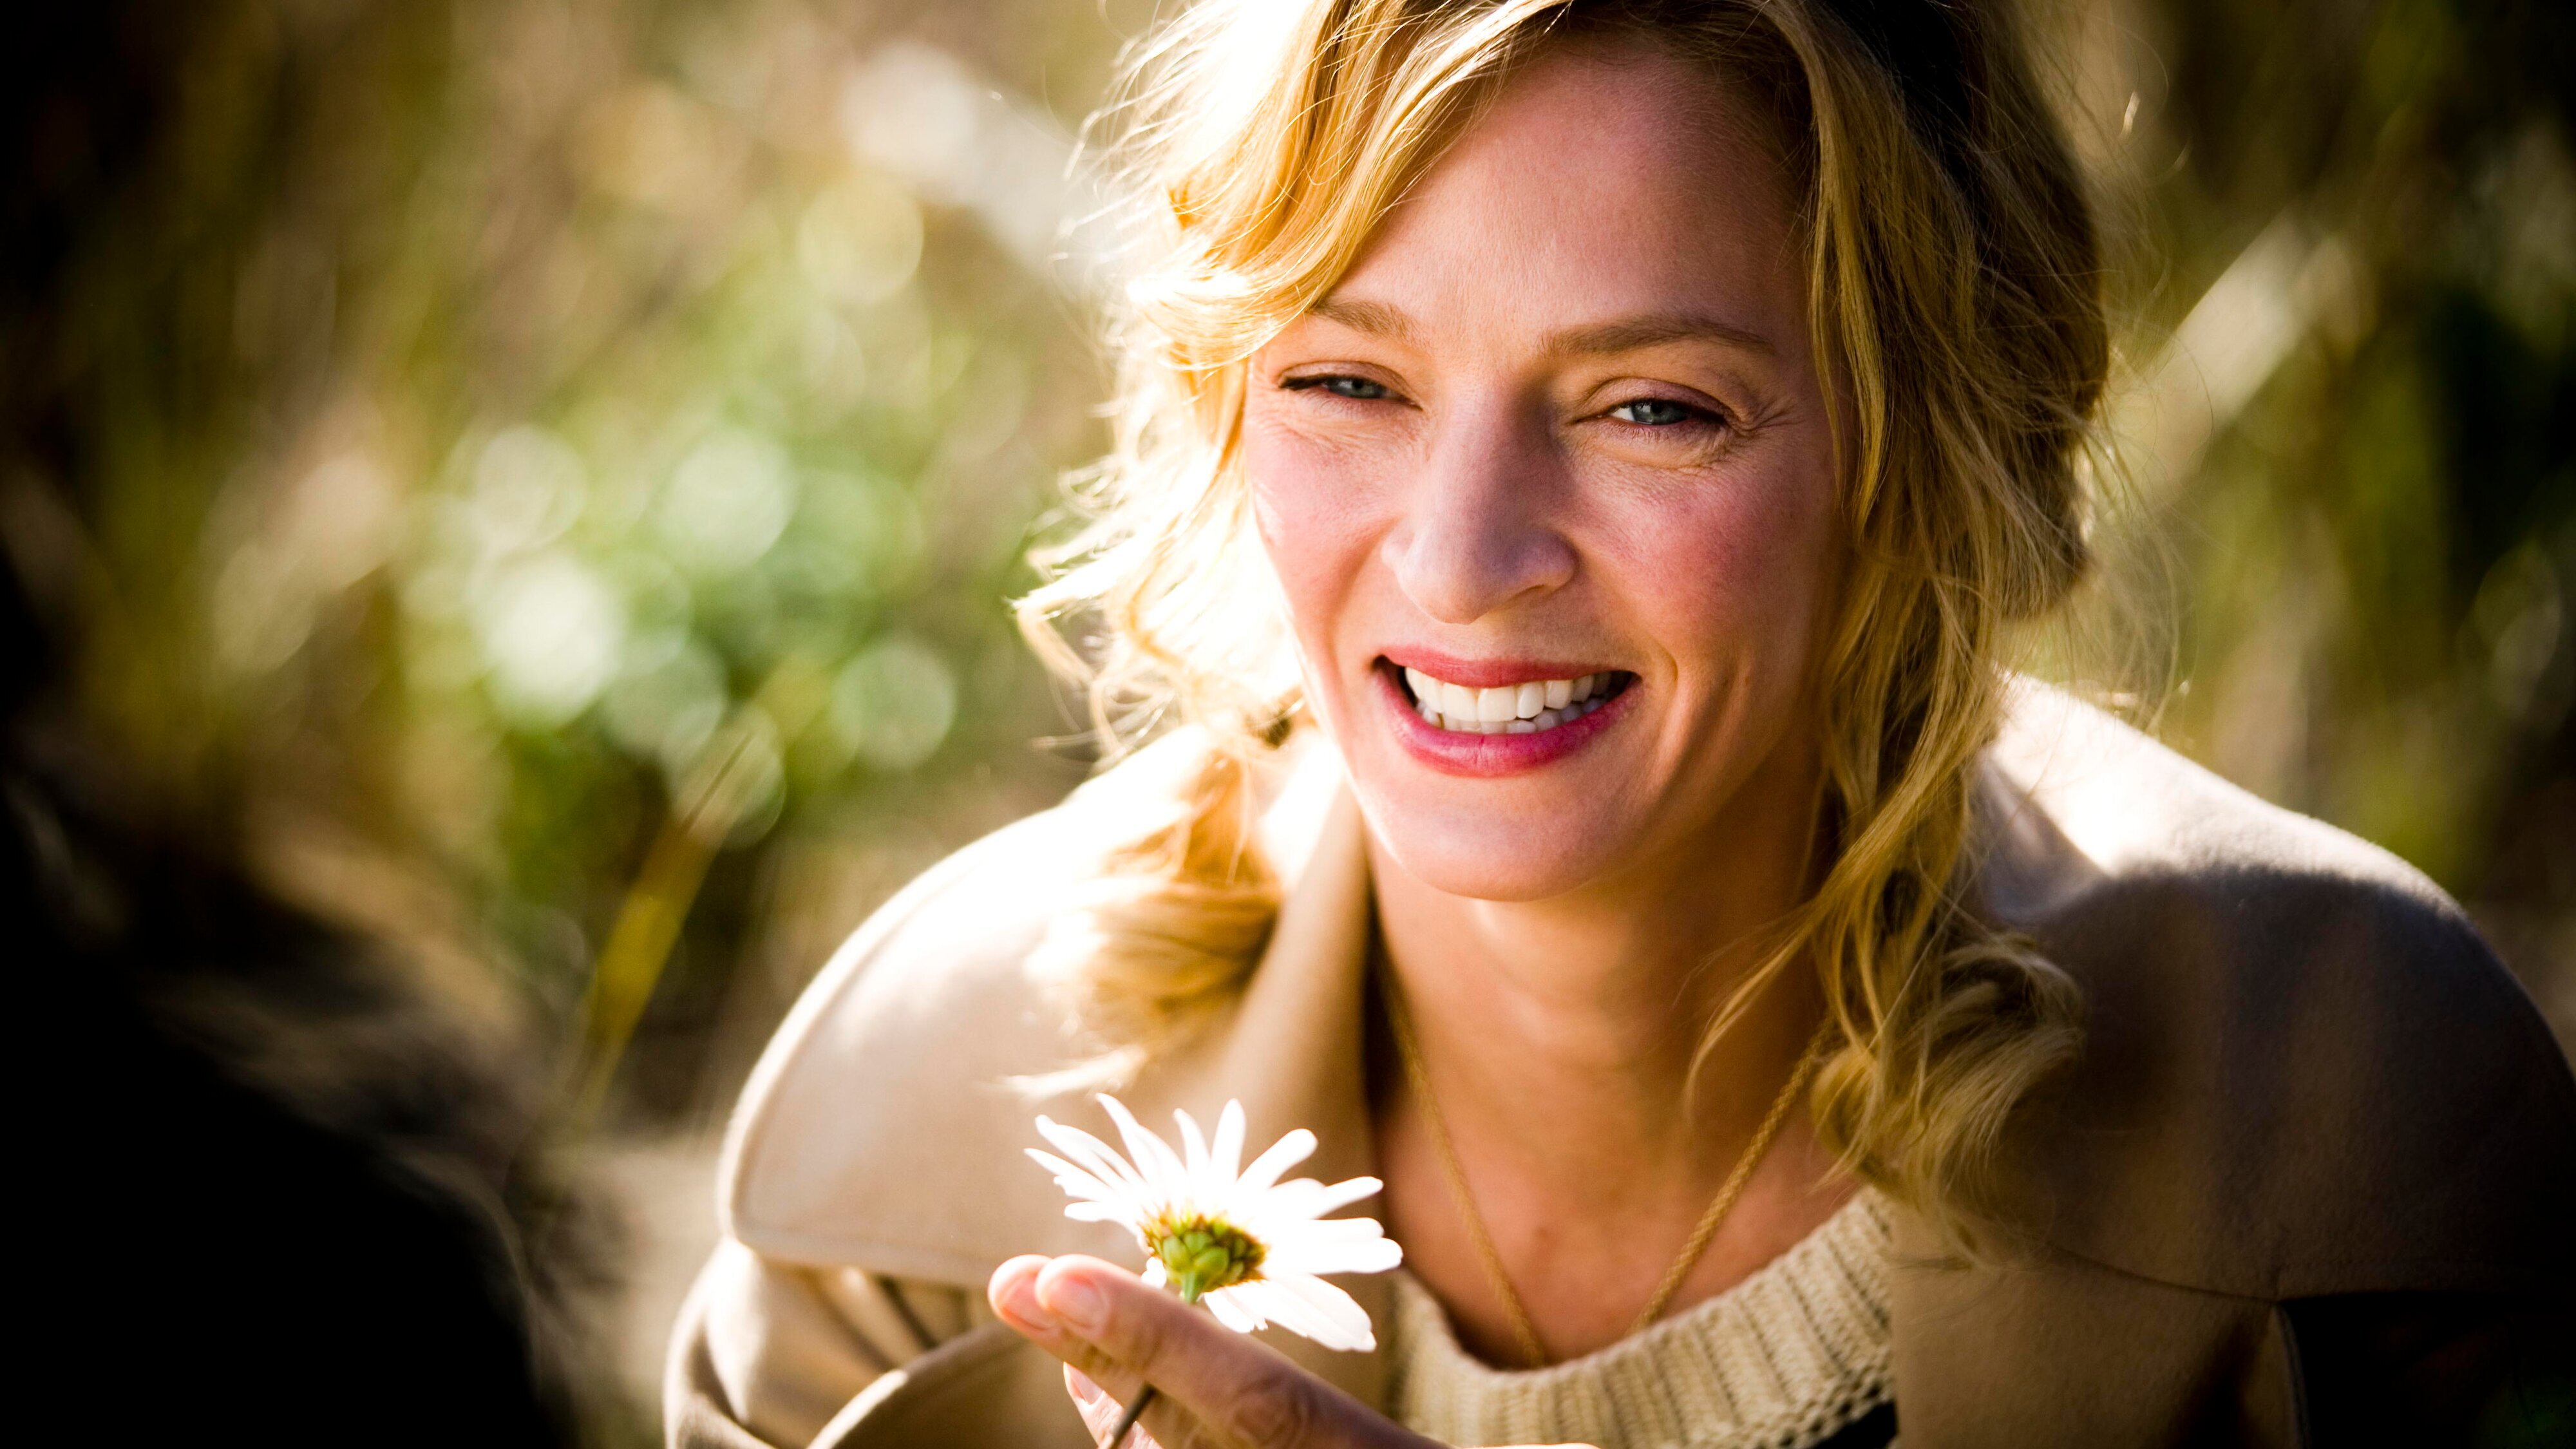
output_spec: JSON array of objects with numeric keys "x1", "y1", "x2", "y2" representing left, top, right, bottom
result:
[
  {"x1": 1228, "y1": 1276, "x2": 1374, "y2": 1352},
  {"x1": 1258, "y1": 1175, "x2": 1381, "y2": 1222},
  {"x1": 1253, "y1": 1179, "x2": 1326, "y2": 1220},
  {"x1": 1175, "y1": 1107, "x2": 1211, "y2": 1182},
  {"x1": 1036, "y1": 1119, "x2": 1148, "y2": 1195},
  {"x1": 1063, "y1": 1202, "x2": 1135, "y2": 1224},
  {"x1": 1214, "y1": 1281, "x2": 1308, "y2": 1339},
  {"x1": 1304, "y1": 1176, "x2": 1384, "y2": 1217},
  {"x1": 1236, "y1": 1127, "x2": 1317, "y2": 1195},
  {"x1": 1271, "y1": 1214, "x2": 1388, "y2": 1242},
  {"x1": 1023, "y1": 1149, "x2": 1124, "y2": 1204},
  {"x1": 1267, "y1": 1233, "x2": 1403, "y2": 1276},
  {"x1": 1036, "y1": 1174, "x2": 1119, "y2": 1207},
  {"x1": 1202, "y1": 1286, "x2": 1264, "y2": 1334},
  {"x1": 1139, "y1": 1258, "x2": 1168, "y2": 1289},
  {"x1": 1099, "y1": 1095, "x2": 1190, "y2": 1199},
  {"x1": 1211, "y1": 1100, "x2": 1247, "y2": 1183},
  {"x1": 1259, "y1": 1274, "x2": 1377, "y2": 1352},
  {"x1": 1255, "y1": 1175, "x2": 1378, "y2": 1226}
]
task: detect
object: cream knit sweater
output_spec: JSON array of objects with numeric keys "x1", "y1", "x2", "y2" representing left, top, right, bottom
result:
[{"x1": 1384, "y1": 1190, "x2": 1893, "y2": 1449}]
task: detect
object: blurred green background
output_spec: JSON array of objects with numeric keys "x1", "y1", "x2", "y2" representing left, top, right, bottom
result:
[{"x1": 7, "y1": 0, "x2": 2568, "y2": 1437}]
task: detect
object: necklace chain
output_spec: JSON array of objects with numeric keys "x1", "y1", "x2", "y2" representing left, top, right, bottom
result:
[{"x1": 1379, "y1": 965, "x2": 1826, "y2": 1369}]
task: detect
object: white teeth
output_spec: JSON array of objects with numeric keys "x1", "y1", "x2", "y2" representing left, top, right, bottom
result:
[{"x1": 1399, "y1": 665, "x2": 1622, "y2": 736}]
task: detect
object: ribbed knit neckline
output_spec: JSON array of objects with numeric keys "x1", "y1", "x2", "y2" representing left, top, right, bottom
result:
[{"x1": 1385, "y1": 1189, "x2": 1893, "y2": 1449}]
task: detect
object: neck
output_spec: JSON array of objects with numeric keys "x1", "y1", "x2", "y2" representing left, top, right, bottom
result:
[
  {"x1": 1368, "y1": 768, "x2": 1823, "y2": 1160},
  {"x1": 1364, "y1": 747, "x2": 1850, "y2": 1363}
]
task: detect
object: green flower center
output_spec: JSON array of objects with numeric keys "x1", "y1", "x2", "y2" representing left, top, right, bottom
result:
[{"x1": 1142, "y1": 1212, "x2": 1265, "y2": 1303}]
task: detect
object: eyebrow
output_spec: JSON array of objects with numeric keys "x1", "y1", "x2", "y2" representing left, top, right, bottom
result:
[
  {"x1": 1548, "y1": 313, "x2": 1777, "y2": 358},
  {"x1": 1307, "y1": 296, "x2": 1423, "y2": 346},
  {"x1": 1304, "y1": 296, "x2": 1776, "y2": 358}
]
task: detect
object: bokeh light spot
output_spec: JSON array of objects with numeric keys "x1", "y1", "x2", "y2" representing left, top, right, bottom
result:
[
  {"x1": 475, "y1": 554, "x2": 627, "y2": 726},
  {"x1": 472, "y1": 426, "x2": 589, "y2": 558},
  {"x1": 831, "y1": 634, "x2": 958, "y2": 772},
  {"x1": 603, "y1": 638, "x2": 730, "y2": 781},
  {"x1": 658, "y1": 430, "x2": 797, "y2": 576},
  {"x1": 796, "y1": 173, "x2": 922, "y2": 306}
]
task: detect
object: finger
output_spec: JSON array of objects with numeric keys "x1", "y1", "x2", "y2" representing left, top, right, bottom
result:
[
  {"x1": 994, "y1": 1255, "x2": 1160, "y2": 1406},
  {"x1": 1008, "y1": 1260, "x2": 1213, "y2": 1446},
  {"x1": 1065, "y1": 1367, "x2": 1108, "y2": 1432},
  {"x1": 1033, "y1": 1257, "x2": 1417, "y2": 1449},
  {"x1": 999, "y1": 1254, "x2": 1146, "y2": 1392},
  {"x1": 989, "y1": 1254, "x2": 1052, "y2": 1323},
  {"x1": 1068, "y1": 1366, "x2": 1196, "y2": 1449}
]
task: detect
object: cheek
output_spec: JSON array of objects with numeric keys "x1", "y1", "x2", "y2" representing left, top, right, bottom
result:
[
  {"x1": 1242, "y1": 418, "x2": 1388, "y2": 643},
  {"x1": 1601, "y1": 462, "x2": 1839, "y2": 684}
]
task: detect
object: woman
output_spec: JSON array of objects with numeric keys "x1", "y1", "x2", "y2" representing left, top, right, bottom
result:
[{"x1": 668, "y1": 1, "x2": 2575, "y2": 1445}]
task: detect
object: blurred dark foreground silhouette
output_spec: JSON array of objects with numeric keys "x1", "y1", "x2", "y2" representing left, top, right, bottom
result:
[
  {"x1": 8, "y1": 591, "x2": 590, "y2": 1446},
  {"x1": 8, "y1": 6, "x2": 596, "y2": 1443}
]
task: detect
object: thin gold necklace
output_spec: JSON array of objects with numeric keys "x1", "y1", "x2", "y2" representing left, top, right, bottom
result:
[{"x1": 1379, "y1": 965, "x2": 1827, "y2": 1369}]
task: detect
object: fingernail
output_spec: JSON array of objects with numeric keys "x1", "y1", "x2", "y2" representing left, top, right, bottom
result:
[
  {"x1": 994, "y1": 1274, "x2": 1048, "y2": 1331},
  {"x1": 1047, "y1": 1276, "x2": 1106, "y2": 1330},
  {"x1": 1069, "y1": 1370, "x2": 1103, "y2": 1406}
]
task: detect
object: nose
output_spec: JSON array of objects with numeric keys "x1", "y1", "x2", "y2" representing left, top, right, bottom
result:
[{"x1": 1381, "y1": 399, "x2": 1577, "y2": 624}]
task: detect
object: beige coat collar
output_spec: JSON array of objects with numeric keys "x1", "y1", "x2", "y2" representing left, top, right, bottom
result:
[
  {"x1": 717, "y1": 683, "x2": 2576, "y2": 1419},
  {"x1": 717, "y1": 736, "x2": 1390, "y2": 1399}
]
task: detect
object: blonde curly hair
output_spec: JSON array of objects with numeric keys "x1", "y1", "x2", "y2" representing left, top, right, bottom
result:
[{"x1": 1020, "y1": 0, "x2": 2101, "y2": 1243}]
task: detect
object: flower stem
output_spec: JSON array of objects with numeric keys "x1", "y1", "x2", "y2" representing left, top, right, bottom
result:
[
  {"x1": 1108, "y1": 1282, "x2": 1200, "y2": 1447},
  {"x1": 1107, "y1": 1385, "x2": 1155, "y2": 1447}
]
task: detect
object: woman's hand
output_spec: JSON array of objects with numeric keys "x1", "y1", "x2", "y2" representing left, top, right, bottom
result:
[
  {"x1": 989, "y1": 1253, "x2": 1426, "y2": 1449},
  {"x1": 989, "y1": 1255, "x2": 1601, "y2": 1449}
]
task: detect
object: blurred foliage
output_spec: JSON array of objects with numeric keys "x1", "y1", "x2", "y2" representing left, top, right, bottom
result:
[
  {"x1": 7, "y1": 0, "x2": 1150, "y2": 1131},
  {"x1": 2032, "y1": 0, "x2": 2573, "y2": 1010}
]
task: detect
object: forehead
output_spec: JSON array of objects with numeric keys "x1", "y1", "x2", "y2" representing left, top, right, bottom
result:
[{"x1": 1327, "y1": 43, "x2": 1804, "y2": 341}]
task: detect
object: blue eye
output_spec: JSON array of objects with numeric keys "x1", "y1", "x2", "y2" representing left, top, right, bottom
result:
[
  {"x1": 1609, "y1": 397, "x2": 1704, "y2": 427},
  {"x1": 1287, "y1": 375, "x2": 1392, "y2": 401}
]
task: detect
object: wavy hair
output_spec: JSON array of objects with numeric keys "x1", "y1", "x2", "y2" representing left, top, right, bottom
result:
[{"x1": 1019, "y1": 0, "x2": 2100, "y2": 1242}]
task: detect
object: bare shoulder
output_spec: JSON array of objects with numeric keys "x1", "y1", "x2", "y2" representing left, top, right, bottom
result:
[{"x1": 1975, "y1": 681, "x2": 2576, "y2": 1301}]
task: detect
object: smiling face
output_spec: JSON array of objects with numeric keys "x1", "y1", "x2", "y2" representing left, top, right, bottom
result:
[{"x1": 1243, "y1": 42, "x2": 1842, "y2": 903}]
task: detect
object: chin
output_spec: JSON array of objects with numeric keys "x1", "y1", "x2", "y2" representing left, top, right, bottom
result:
[{"x1": 1345, "y1": 782, "x2": 1643, "y2": 902}]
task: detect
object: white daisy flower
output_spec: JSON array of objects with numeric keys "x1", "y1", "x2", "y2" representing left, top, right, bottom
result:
[{"x1": 1027, "y1": 1094, "x2": 1403, "y2": 1352}]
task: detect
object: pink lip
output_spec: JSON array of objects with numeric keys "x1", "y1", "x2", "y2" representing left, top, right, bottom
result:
[
  {"x1": 1372, "y1": 661, "x2": 1635, "y2": 777},
  {"x1": 1378, "y1": 647, "x2": 1621, "y2": 690}
]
